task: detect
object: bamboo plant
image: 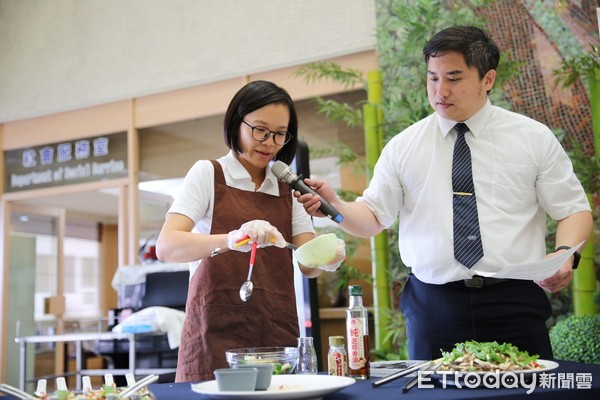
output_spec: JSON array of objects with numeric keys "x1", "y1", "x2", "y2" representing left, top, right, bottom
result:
[{"x1": 554, "y1": 45, "x2": 600, "y2": 315}]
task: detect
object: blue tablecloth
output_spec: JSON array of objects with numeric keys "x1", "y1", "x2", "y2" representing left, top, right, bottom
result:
[
  {"x1": 148, "y1": 360, "x2": 600, "y2": 400},
  {"x1": 1, "y1": 360, "x2": 597, "y2": 399}
]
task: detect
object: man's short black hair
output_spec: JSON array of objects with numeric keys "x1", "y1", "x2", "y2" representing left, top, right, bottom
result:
[{"x1": 423, "y1": 26, "x2": 500, "y2": 79}]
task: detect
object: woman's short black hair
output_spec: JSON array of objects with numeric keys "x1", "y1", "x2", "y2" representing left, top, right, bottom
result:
[
  {"x1": 223, "y1": 80, "x2": 298, "y2": 165},
  {"x1": 423, "y1": 26, "x2": 500, "y2": 79}
]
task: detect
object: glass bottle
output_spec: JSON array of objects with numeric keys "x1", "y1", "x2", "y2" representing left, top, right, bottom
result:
[
  {"x1": 296, "y1": 336, "x2": 318, "y2": 374},
  {"x1": 346, "y1": 285, "x2": 370, "y2": 379},
  {"x1": 327, "y1": 335, "x2": 348, "y2": 376}
]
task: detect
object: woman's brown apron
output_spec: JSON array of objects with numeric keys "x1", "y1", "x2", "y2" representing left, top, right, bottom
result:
[{"x1": 175, "y1": 160, "x2": 299, "y2": 382}]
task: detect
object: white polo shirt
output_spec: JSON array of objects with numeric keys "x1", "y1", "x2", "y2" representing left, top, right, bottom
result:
[{"x1": 168, "y1": 151, "x2": 315, "y2": 276}]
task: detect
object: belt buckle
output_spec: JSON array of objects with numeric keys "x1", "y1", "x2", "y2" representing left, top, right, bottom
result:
[{"x1": 464, "y1": 276, "x2": 484, "y2": 288}]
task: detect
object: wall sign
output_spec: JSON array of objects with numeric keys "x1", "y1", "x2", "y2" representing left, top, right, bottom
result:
[{"x1": 4, "y1": 132, "x2": 128, "y2": 192}]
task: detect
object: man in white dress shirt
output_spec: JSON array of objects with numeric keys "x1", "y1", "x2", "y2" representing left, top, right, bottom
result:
[{"x1": 295, "y1": 26, "x2": 592, "y2": 360}]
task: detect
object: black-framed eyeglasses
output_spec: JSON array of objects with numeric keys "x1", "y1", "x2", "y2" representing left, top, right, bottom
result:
[{"x1": 242, "y1": 120, "x2": 291, "y2": 146}]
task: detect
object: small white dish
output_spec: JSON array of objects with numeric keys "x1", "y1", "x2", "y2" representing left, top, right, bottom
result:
[
  {"x1": 214, "y1": 368, "x2": 258, "y2": 391},
  {"x1": 235, "y1": 363, "x2": 274, "y2": 390}
]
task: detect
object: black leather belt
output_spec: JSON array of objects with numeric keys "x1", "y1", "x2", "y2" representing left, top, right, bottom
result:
[
  {"x1": 407, "y1": 272, "x2": 512, "y2": 289},
  {"x1": 460, "y1": 275, "x2": 510, "y2": 288}
]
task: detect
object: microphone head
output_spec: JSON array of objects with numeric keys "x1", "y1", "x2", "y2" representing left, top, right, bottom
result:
[
  {"x1": 271, "y1": 160, "x2": 297, "y2": 185},
  {"x1": 271, "y1": 160, "x2": 290, "y2": 179}
]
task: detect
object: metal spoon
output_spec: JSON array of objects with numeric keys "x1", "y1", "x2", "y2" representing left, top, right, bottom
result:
[{"x1": 239, "y1": 242, "x2": 258, "y2": 302}]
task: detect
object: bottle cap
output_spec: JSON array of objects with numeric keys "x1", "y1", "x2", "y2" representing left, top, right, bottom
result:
[
  {"x1": 348, "y1": 285, "x2": 362, "y2": 296},
  {"x1": 329, "y1": 335, "x2": 345, "y2": 346}
]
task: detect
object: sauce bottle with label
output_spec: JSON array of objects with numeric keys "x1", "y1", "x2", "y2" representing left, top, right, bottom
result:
[
  {"x1": 345, "y1": 285, "x2": 370, "y2": 379},
  {"x1": 327, "y1": 335, "x2": 348, "y2": 376}
]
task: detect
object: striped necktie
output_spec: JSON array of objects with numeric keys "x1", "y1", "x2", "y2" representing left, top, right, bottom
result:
[{"x1": 452, "y1": 123, "x2": 484, "y2": 268}]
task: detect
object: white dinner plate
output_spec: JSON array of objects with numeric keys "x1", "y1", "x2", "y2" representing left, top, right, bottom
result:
[
  {"x1": 431, "y1": 359, "x2": 559, "y2": 386},
  {"x1": 191, "y1": 374, "x2": 355, "y2": 399}
]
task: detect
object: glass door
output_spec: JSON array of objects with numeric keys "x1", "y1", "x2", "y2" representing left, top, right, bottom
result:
[{"x1": 4, "y1": 203, "x2": 65, "y2": 392}]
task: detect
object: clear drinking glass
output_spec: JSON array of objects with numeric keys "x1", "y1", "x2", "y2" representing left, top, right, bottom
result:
[{"x1": 296, "y1": 336, "x2": 318, "y2": 374}]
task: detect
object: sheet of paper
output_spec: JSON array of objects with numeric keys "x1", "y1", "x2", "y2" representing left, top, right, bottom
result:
[{"x1": 472, "y1": 241, "x2": 584, "y2": 280}]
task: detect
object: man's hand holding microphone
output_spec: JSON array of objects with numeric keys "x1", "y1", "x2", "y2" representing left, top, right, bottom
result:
[
  {"x1": 271, "y1": 161, "x2": 344, "y2": 223},
  {"x1": 270, "y1": 161, "x2": 346, "y2": 272}
]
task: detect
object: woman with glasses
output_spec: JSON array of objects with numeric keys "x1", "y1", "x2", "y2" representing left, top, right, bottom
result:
[{"x1": 156, "y1": 80, "x2": 345, "y2": 382}]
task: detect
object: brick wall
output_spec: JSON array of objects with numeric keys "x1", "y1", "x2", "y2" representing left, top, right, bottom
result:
[{"x1": 478, "y1": 0, "x2": 598, "y2": 154}]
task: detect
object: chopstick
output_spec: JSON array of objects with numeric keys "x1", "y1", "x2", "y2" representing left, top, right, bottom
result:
[
  {"x1": 119, "y1": 374, "x2": 159, "y2": 399},
  {"x1": 402, "y1": 362, "x2": 442, "y2": 393},
  {"x1": 375, "y1": 361, "x2": 408, "y2": 369},
  {"x1": 371, "y1": 360, "x2": 431, "y2": 388},
  {"x1": 0, "y1": 383, "x2": 37, "y2": 400}
]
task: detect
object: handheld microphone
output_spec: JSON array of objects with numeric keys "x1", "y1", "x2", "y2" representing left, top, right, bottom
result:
[{"x1": 271, "y1": 160, "x2": 344, "y2": 223}]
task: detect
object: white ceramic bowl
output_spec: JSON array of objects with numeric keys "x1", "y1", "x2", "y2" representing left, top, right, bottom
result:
[{"x1": 294, "y1": 233, "x2": 338, "y2": 267}]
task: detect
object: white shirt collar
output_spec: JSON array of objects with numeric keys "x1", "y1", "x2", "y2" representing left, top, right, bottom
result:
[
  {"x1": 437, "y1": 98, "x2": 492, "y2": 138},
  {"x1": 220, "y1": 151, "x2": 280, "y2": 195}
]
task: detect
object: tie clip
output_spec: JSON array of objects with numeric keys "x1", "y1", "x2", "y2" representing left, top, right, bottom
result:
[{"x1": 453, "y1": 192, "x2": 473, "y2": 196}]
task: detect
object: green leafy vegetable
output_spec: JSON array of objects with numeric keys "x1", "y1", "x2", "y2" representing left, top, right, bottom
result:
[
  {"x1": 441, "y1": 340, "x2": 541, "y2": 371},
  {"x1": 272, "y1": 362, "x2": 292, "y2": 375}
]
